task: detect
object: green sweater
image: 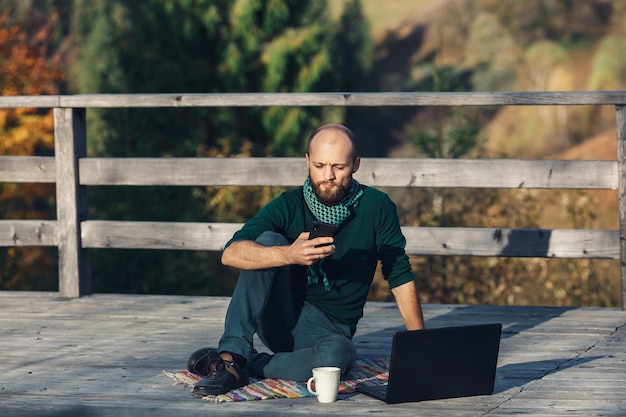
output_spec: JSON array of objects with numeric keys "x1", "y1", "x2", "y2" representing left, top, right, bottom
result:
[{"x1": 225, "y1": 185, "x2": 413, "y2": 335}]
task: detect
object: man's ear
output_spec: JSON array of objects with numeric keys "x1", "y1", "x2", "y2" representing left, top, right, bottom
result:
[
  {"x1": 305, "y1": 153, "x2": 310, "y2": 169},
  {"x1": 352, "y1": 157, "x2": 361, "y2": 174}
]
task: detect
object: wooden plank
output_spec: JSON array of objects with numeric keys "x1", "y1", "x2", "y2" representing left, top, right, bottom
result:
[
  {"x1": 52, "y1": 91, "x2": 626, "y2": 108},
  {"x1": 79, "y1": 158, "x2": 617, "y2": 189},
  {"x1": 0, "y1": 220, "x2": 57, "y2": 246},
  {"x1": 403, "y1": 227, "x2": 620, "y2": 259},
  {"x1": 0, "y1": 95, "x2": 60, "y2": 108},
  {"x1": 0, "y1": 156, "x2": 56, "y2": 183},
  {"x1": 54, "y1": 108, "x2": 92, "y2": 297},
  {"x1": 81, "y1": 220, "x2": 241, "y2": 250},
  {"x1": 361, "y1": 159, "x2": 616, "y2": 189},
  {"x1": 79, "y1": 157, "x2": 307, "y2": 186},
  {"x1": 617, "y1": 105, "x2": 626, "y2": 310},
  {"x1": 80, "y1": 220, "x2": 619, "y2": 259}
]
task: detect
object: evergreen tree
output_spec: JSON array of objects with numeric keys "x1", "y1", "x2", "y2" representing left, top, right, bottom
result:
[{"x1": 67, "y1": 0, "x2": 372, "y2": 295}]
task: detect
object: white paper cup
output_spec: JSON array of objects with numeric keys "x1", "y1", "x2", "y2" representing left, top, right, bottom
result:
[{"x1": 306, "y1": 366, "x2": 341, "y2": 403}]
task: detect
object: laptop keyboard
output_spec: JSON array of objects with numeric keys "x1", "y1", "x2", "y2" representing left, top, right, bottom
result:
[{"x1": 360, "y1": 384, "x2": 388, "y2": 399}]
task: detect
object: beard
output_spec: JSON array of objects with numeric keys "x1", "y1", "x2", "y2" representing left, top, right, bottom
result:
[{"x1": 311, "y1": 179, "x2": 349, "y2": 206}]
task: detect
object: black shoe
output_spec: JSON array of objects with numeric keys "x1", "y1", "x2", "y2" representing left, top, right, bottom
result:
[
  {"x1": 186, "y1": 347, "x2": 219, "y2": 376},
  {"x1": 192, "y1": 357, "x2": 249, "y2": 397}
]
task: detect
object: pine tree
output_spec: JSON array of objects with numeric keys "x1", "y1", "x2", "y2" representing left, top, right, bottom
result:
[{"x1": 67, "y1": 0, "x2": 372, "y2": 294}]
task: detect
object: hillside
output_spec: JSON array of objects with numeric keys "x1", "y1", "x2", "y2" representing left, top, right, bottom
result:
[
  {"x1": 335, "y1": 0, "x2": 623, "y2": 231},
  {"x1": 337, "y1": 0, "x2": 623, "y2": 158},
  {"x1": 343, "y1": 0, "x2": 624, "y2": 306}
]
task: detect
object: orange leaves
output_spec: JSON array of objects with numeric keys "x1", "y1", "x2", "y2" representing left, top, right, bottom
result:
[
  {"x1": 0, "y1": 108, "x2": 54, "y2": 155},
  {"x1": 0, "y1": 11, "x2": 63, "y2": 156},
  {"x1": 0, "y1": 10, "x2": 62, "y2": 290},
  {"x1": 0, "y1": 11, "x2": 63, "y2": 96}
]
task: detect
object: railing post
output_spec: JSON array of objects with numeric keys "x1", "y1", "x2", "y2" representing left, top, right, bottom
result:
[
  {"x1": 617, "y1": 105, "x2": 626, "y2": 310},
  {"x1": 54, "y1": 107, "x2": 91, "y2": 298}
]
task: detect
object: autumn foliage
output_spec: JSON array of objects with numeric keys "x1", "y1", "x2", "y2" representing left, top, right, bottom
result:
[
  {"x1": 0, "y1": 11, "x2": 62, "y2": 155},
  {"x1": 0, "y1": 11, "x2": 64, "y2": 291}
]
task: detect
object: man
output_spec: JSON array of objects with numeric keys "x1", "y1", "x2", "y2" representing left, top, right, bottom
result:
[{"x1": 188, "y1": 123, "x2": 424, "y2": 396}]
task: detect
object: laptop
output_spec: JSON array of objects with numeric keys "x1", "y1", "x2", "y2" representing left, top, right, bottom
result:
[{"x1": 358, "y1": 323, "x2": 502, "y2": 404}]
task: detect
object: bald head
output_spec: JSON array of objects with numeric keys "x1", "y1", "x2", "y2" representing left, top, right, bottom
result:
[
  {"x1": 305, "y1": 123, "x2": 361, "y2": 205},
  {"x1": 307, "y1": 124, "x2": 358, "y2": 162}
]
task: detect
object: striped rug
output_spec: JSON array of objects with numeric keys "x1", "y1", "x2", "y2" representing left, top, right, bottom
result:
[{"x1": 165, "y1": 357, "x2": 390, "y2": 403}]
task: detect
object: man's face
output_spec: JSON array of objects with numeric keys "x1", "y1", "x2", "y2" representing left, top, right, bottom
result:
[{"x1": 306, "y1": 128, "x2": 360, "y2": 206}]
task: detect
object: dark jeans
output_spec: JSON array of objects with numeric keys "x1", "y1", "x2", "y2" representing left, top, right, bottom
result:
[{"x1": 217, "y1": 231, "x2": 356, "y2": 381}]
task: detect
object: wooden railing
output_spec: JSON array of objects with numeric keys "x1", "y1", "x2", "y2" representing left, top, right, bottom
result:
[{"x1": 1, "y1": 92, "x2": 625, "y2": 307}]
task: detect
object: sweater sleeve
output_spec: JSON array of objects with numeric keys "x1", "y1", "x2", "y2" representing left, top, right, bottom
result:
[{"x1": 376, "y1": 194, "x2": 414, "y2": 289}]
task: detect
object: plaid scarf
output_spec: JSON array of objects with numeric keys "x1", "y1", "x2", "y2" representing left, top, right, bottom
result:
[{"x1": 303, "y1": 178, "x2": 364, "y2": 291}]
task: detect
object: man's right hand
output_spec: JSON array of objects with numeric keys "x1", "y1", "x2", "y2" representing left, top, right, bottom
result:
[
  {"x1": 290, "y1": 232, "x2": 335, "y2": 266},
  {"x1": 221, "y1": 233, "x2": 334, "y2": 270}
]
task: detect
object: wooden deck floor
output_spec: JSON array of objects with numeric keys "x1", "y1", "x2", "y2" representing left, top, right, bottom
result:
[{"x1": 2, "y1": 291, "x2": 626, "y2": 417}]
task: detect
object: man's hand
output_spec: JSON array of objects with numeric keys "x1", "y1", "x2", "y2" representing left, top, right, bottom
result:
[
  {"x1": 290, "y1": 232, "x2": 335, "y2": 265},
  {"x1": 221, "y1": 232, "x2": 335, "y2": 270}
]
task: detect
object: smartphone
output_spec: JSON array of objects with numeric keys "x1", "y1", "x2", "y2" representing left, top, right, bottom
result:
[{"x1": 309, "y1": 221, "x2": 337, "y2": 245}]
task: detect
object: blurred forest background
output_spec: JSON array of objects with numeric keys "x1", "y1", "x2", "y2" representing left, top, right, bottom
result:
[{"x1": 1, "y1": 0, "x2": 626, "y2": 306}]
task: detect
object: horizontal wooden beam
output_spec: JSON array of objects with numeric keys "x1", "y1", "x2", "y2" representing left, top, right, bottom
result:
[
  {"x1": 0, "y1": 95, "x2": 60, "y2": 108},
  {"x1": 1, "y1": 92, "x2": 626, "y2": 109},
  {"x1": 79, "y1": 157, "x2": 617, "y2": 189},
  {"x1": 0, "y1": 217, "x2": 613, "y2": 259},
  {"x1": 404, "y1": 227, "x2": 619, "y2": 259},
  {"x1": 0, "y1": 156, "x2": 57, "y2": 183},
  {"x1": 51, "y1": 91, "x2": 626, "y2": 107},
  {"x1": 81, "y1": 220, "x2": 619, "y2": 259},
  {"x1": 0, "y1": 220, "x2": 58, "y2": 246},
  {"x1": 81, "y1": 221, "x2": 241, "y2": 251},
  {"x1": 79, "y1": 158, "x2": 307, "y2": 186},
  {"x1": 0, "y1": 155, "x2": 615, "y2": 189}
]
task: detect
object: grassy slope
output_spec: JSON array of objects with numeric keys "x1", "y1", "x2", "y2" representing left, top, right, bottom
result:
[
  {"x1": 330, "y1": 0, "x2": 441, "y2": 39},
  {"x1": 338, "y1": 0, "x2": 621, "y2": 305},
  {"x1": 336, "y1": 0, "x2": 619, "y2": 231}
]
